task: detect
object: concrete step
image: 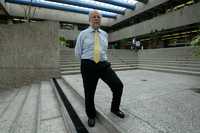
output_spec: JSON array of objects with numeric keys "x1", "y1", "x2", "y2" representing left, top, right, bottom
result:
[
  {"x1": 60, "y1": 61, "x2": 132, "y2": 65},
  {"x1": 59, "y1": 56, "x2": 75, "y2": 58},
  {"x1": 60, "y1": 53, "x2": 75, "y2": 55},
  {"x1": 59, "y1": 60, "x2": 79, "y2": 62},
  {"x1": 11, "y1": 83, "x2": 40, "y2": 133},
  {"x1": 111, "y1": 61, "x2": 127, "y2": 64},
  {"x1": 60, "y1": 67, "x2": 137, "y2": 75},
  {"x1": 40, "y1": 81, "x2": 69, "y2": 133},
  {"x1": 137, "y1": 59, "x2": 200, "y2": 63},
  {"x1": 60, "y1": 54, "x2": 76, "y2": 55},
  {"x1": 59, "y1": 62, "x2": 80, "y2": 65},
  {"x1": 110, "y1": 62, "x2": 129, "y2": 65},
  {"x1": 60, "y1": 67, "x2": 80, "y2": 71},
  {"x1": 137, "y1": 62, "x2": 200, "y2": 68},
  {"x1": 60, "y1": 50, "x2": 74, "y2": 52},
  {"x1": 60, "y1": 64, "x2": 80, "y2": 68},
  {"x1": 59, "y1": 61, "x2": 80, "y2": 64},
  {"x1": 0, "y1": 82, "x2": 69, "y2": 133},
  {"x1": 60, "y1": 64, "x2": 136, "y2": 70},
  {"x1": 0, "y1": 85, "x2": 31, "y2": 132},
  {"x1": 59, "y1": 78, "x2": 123, "y2": 133},
  {"x1": 59, "y1": 61, "x2": 133, "y2": 66},
  {"x1": 125, "y1": 59, "x2": 200, "y2": 64},
  {"x1": 50, "y1": 80, "x2": 77, "y2": 133},
  {"x1": 59, "y1": 59, "x2": 78, "y2": 61},
  {"x1": 112, "y1": 66, "x2": 137, "y2": 71},
  {"x1": 138, "y1": 64, "x2": 200, "y2": 72},
  {"x1": 59, "y1": 58, "x2": 200, "y2": 65},
  {"x1": 0, "y1": 88, "x2": 19, "y2": 109},
  {"x1": 139, "y1": 66, "x2": 200, "y2": 76},
  {"x1": 60, "y1": 63, "x2": 134, "y2": 68},
  {"x1": 59, "y1": 60, "x2": 124, "y2": 63},
  {"x1": 61, "y1": 70, "x2": 80, "y2": 75}
]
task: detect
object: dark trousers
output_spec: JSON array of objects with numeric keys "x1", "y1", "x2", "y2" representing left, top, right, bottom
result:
[{"x1": 81, "y1": 59, "x2": 123, "y2": 119}]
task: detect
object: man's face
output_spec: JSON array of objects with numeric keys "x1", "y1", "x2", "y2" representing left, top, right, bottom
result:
[{"x1": 89, "y1": 11, "x2": 101, "y2": 30}]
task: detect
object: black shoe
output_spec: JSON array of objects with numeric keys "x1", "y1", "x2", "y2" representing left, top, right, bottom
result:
[
  {"x1": 88, "y1": 118, "x2": 95, "y2": 127},
  {"x1": 111, "y1": 110, "x2": 125, "y2": 118}
]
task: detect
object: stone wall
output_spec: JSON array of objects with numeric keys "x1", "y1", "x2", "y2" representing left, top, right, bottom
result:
[{"x1": 0, "y1": 21, "x2": 60, "y2": 88}]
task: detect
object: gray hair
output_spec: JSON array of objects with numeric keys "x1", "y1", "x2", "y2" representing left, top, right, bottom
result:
[{"x1": 88, "y1": 10, "x2": 102, "y2": 21}]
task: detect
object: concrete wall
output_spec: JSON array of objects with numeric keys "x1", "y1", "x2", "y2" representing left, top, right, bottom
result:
[
  {"x1": 0, "y1": 21, "x2": 60, "y2": 88},
  {"x1": 109, "y1": 2, "x2": 200, "y2": 42},
  {"x1": 2, "y1": 2, "x2": 111, "y2": 26},
  {"x1": 59, "y1": 25, "x2": 80, "y2": 41},
  {"x1": 109, "y1": 0, "x2": 169, "y2": 26},
  {"x1": 63, "y1": 2, "x2": 200, "y2": 42}
]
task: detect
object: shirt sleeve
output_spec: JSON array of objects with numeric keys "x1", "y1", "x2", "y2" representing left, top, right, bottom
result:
[
  {"x1": 105, "y1": 32, "x2": 108, "y2": 39},
  {"x1": 75, "y1": 32, "x2": 82, "y2": 59}
]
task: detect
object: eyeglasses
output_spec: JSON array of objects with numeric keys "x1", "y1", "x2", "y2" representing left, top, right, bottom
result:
[{"x1": 91, "y1": 16, "x2": 101, "y2": 19}]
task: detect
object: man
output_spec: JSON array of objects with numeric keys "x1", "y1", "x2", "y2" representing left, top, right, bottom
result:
[
  {"x1": 131, "y1": 38, "x2": 136, "y2": 50},
  {"x1": 75, "y1": 10, "x2": 125, "y2": 127},
  {"x1": 135, "y1": 40, "x2": 141, "y2": 52},
  {"x1": 136, "y1": 40, "x2": 141, "y2": 49}
]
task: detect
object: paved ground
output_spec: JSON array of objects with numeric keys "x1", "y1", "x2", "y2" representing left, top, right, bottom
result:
[{"x1": 63, "y1": 69, "x2": 200, "y2": 133}]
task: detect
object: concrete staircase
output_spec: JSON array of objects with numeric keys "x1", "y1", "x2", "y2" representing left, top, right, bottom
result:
[
  {"x1": 59, "y1": 48, "x2": 138, "y2": 75},
  {"x1": 52, "y1": 78, "x2": 122, "y2": 133},
  {"x1": 0, "y1": 81, "x2": 69, "y2": 133},
  {"x1": 0, "y1": 79, "x2": 127, "y2": 133},
  {"x1": 136, "y1": 47, "x2": 200, "y2": 76},
  {"x1": 60, "y1": 47, "x2": 200, "y2": 76}
]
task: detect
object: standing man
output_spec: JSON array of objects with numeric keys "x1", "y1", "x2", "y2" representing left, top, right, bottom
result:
[
  {"x1": 131, "y1": 38, "x2": 136, "y2": 50},
  {"x1": 135, "y1": 40, "x2": 141, "y2": 52},
  {"x1": 75, "y1": 10, "x2": 125, "y2": 127}
]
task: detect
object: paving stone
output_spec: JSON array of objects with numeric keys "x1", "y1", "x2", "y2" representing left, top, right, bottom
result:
[
  {"x1": 40, "y1": 117, "x2": 66, "y2": 133},
  {"x1": 13, "y1": 84, "x2": 40, "y2": 133},
  {"x1": 40, "y1": 81, "x2": 67, "y2": 133},
  {"x1": 40, "y1": 82, "x2": 61, "y2": 120},
  {"x1": 0, "y1": 87, "x2": 29, "y2": 133}
]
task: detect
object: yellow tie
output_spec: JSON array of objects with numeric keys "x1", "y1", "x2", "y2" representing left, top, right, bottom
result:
[{"x1": 93, "y1": 31, "x2": 100, "y2": 63}]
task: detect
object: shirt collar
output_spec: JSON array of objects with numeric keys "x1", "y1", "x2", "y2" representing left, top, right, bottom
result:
[{"x1": 88, "y1": 26, "x2": 101, "y2": 33}]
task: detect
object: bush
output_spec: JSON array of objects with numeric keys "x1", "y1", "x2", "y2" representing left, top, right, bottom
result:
[
  {"x1": 59, "y1": 36, "x2": 69, "y2": 47},
  {"x1": 191, "y1": 34, "x2": 200, "y2": 57}
]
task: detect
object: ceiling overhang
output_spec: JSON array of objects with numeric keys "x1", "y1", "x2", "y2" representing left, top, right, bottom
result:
[
  {"x1": 136, "y1": 0, "x2": 148, "y2": 4},
  {"x1": 46, "y1": 0, "x2": 125, "y2": 15},
  {"x1": 94, "y1": 0, "x2": 136, "y2": 10},
  {"x1": 5, "y1": 0, "x2": 118, "y2": 19}
]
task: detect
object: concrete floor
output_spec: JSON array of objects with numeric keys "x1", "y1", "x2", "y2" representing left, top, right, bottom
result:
[{"x1": 63, "y1": 69, "x2": 200, "y2": 133}]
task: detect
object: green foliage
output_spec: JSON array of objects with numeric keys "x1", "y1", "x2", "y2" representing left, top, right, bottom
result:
[
  {"x1": 59, "y1": 36, "x2": 69, "y2": 47},
  {"x1": 191, "y1": 34, "x2": 200, "y2": 57}
]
